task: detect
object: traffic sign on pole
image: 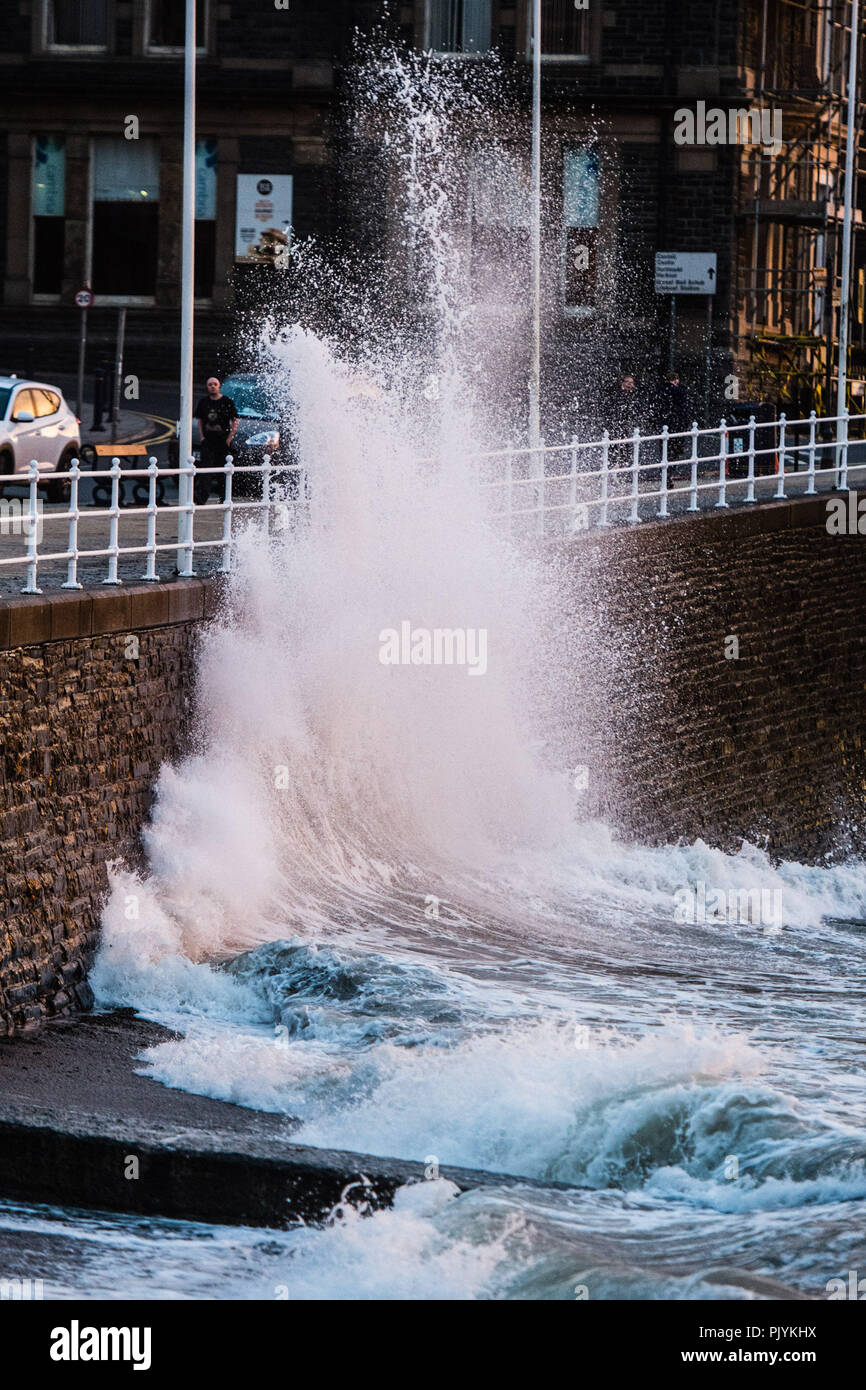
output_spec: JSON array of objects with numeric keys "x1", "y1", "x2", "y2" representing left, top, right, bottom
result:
[
  {"x1": 655, "y1": 253, "x2": 717, "y2": 296},
  {"x1": 75, "y1": 287, "x2": 93, "y2": 418}
]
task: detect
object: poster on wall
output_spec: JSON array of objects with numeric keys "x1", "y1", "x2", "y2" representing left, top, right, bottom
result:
[{"x1": 234, "y1": 174, "x2": 293, "y2": 264}]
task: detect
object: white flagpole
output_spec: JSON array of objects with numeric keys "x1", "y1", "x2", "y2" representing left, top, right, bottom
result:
[
  {"x1": 529, "y1": 0, "x2": 542, "y2": 452},
  {"x1": 177, "y1": 0, "x2": 197, "y2": 573}
]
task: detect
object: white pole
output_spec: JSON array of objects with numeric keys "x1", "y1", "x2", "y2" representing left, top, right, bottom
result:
[
  {"x1": 177, "y1": 0, "x2": 196, "y2": 573},
  {"x1": 835, "y1": 0, "x2": 859, "y2": 432},
  {"x1": 529, "y1": 0, "x2": 542, "y2": 452}
]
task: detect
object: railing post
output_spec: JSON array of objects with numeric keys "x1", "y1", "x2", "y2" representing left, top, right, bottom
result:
[
  {"x1": 177, "y1": 449, "x2": 194, "y2": 575},
  {"x1": 838, "y1": 408, "x2": 850, "y2": 493},
  {"x1": 533, "y1": 437, "x2": 545, "y2": 536},
  {"x1": 103, "y1": 457, "x2": 123, "y2": 584},
  {"x1": 687, "y1": 421, "x2": 699, "y2": 511},
  {"x1": 658, "y1": 424, "x2": 669, "y2": 518},
  {"x1": 805, "y1": 410, "x2": 817, "y2": 494},
  {"x1": 177, "y1": 455, "x2": 196, "y2": 577},
  {"x1": 599, "y1": 431, "x2": 610, "y2": 526},
  {"x1": 775, "y1": 413, "x2": 787, "y2": 498},
  {"x1": 21, "y1": 460, "x2": 42, "y2": 594},
  {"x1": 261, "y1": 452, "x2": 272, "y2": 535},
  {"x1": 745, "y1": 414, "x2": 757, "y2": 504},
  {"x1": 569, "y1": 434, "x2": 579, "y2": 532},
  {"x1": 715, "y1": 418, "x2": 729, "y2": 508},
  {"x1": 630, "y1": 428, "x2": 640, "y2": 523},
  {"x1": 62, "y1": 459, "x2": 83, "y2": 589},
  {"x1": 140, "y1": 456, "x2": 160, "y2": 581},
  {"x1": 219, "y1": 455, "x2": 235, "y2": 572}
]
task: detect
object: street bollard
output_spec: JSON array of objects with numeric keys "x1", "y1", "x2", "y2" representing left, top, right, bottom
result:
[{"x1": 90, "y1": 366, "x2": 106, "y2": 432}]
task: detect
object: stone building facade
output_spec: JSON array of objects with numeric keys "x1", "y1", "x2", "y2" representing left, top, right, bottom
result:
[
  {"x1": 0, "y1": 0, "x2": 381, "y2": 377},
  {"x1": 0, "y1": 1, "x2": 862, "y2": 422}
]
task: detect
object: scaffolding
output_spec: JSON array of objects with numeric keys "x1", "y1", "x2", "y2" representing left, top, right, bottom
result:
[{"x1": 735, "y1": 0, "x2": 865, "y2": 415}]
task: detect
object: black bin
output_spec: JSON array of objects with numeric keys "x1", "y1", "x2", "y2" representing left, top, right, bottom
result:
[{"x1": 726, "y1": 401, "x2": 777, "y2": 478}]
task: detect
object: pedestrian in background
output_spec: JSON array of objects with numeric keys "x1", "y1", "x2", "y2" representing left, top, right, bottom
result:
[
  {"x1": 652, "y1": 371, "x2": 692, "y2": 467},
  {"x1": 607, "y1": 373, "x2": 646, "y2": 489},
  {"x1": 610, "y1": 373, "x2": 644, "y2": 438},
  {"x1": 194, "y1": 376, "x2": 238, "y2": 503}
]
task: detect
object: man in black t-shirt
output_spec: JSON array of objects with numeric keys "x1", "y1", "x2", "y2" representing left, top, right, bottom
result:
[{"x1": 194, "y1": 377, "x2": 238, "y2": 501}]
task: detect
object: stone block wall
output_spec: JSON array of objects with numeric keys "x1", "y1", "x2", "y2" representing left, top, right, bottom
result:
[
  {"x1": 560, "y1": 496, "x2": 866, "y2": 861},
  {"x1": 0, "y1": 579, "x2": 220, "y2": 1037}
]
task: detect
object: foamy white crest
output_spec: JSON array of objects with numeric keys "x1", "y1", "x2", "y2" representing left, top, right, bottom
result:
[
  {"x1": 93, "y1": 41, "x2": 866, "y2": 980},
  {"x1": 97, "y1": 107, "x2": 579, "y2": 958}
]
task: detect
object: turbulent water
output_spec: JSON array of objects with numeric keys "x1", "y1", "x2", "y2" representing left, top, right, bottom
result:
[{"x1": 11, "y1": 49, "x2": 866, "y2": 1302}]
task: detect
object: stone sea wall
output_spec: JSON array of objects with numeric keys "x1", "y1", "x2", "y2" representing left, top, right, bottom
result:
[
  {"x1": 0, "y1": 581, "x2": 220, "y2": 1036},
  {"x1": 2, "y1": 495, "x2": 865, "y2": 1037},
  {"x1": 561, "y1": 495, "x2": 866, "y2": 861}
]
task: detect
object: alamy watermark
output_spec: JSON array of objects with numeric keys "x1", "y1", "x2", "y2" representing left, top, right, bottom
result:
[
  {"x1": 1, "y1": 1276, "x2": 44, "y2": 1300},
  {"x1": 674, "y1": 100, "x2": 782, "y2": 155},
  {"x1": 826, "y1": 491, "x2": 866, "y2": 535},
  {"x1": 826, "y1": 1270, "x2": 866, "y2": 1299},
  {"x1": 379, "y1": 621, "x2": 487, "y2": 676},
  {"x1": 50, "y1": 1322, "x2": 152, "y2": 1370},
  {"x1": 0, "y1": 497, "x2": 43, "y2": 544},
  {"x1": 674, "y1": 881, "x2": 782, "y2": 933}
]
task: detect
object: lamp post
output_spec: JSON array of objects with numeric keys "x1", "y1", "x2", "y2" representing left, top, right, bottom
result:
[
  {"x1": 529, "y1": 0, "x2": 542, "y2": 452},
  {"x1": 177, "y1": 0, "x2": 196, "y2": 573},
  {"x1": 835, "y1": 0, "x2": 860, "y2": 437}
]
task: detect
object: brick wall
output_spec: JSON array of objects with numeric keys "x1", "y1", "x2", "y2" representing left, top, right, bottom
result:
[
  {"x1": 560, "y1": 496, "x2": 866, "y2": 861},
  {"x1": 0, "y1": 579, "x2": 219, "y2": 1037}
]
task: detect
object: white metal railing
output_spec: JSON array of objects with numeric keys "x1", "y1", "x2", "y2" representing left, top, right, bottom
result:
[
  {"x1": 0, "y1": 411, "x2": 862, "y2": 592},
  {"x1": 0, "y1": 454, "x2": 307, "y2": 595},
  {"x1": 476, "y1": 410, "x2": 866, "y2": 537}
]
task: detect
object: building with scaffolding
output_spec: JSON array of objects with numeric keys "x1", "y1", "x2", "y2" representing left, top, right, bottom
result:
[
  {"x1": 0, "y1": 1, "x2": 861, "y2": 430},
  {"x1": 374, "y1": 2, "x2": 866, "y2": 434},
  {"x1": 737, "y1": 0, "x2": 866, "y2": 416}
]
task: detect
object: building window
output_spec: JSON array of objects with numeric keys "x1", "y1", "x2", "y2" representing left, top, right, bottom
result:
[
  {"x1": 91, "y1": 137, "x2": 160, "y2": 297},
  {"x1": 46, "y1": 0, "x2": 109, "y2": 48},
  {"x1": 145, "y1": 0, "x2": 207, "y2": 52},
  {"x1": 563, "y1": 147, "x2": 598, "y2": 308},
  {"x1": 532, "y1": 0, "x2": 591, "y2": 58},
  {"x1": 428, "y1": 1, "x2": 492, "y2": 54},
  {"x1": 195, "y1": 139, "x2": 218, "y2": 298},
  {"x1": 32, "y1": 135, "x2": 66, "y2": 296}
]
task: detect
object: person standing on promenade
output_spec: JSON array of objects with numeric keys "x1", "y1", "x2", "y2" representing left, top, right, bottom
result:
[
  {"x1": 652, "y1": 371, "x2": 692, "y2": 470},
  {"x1": 194, "y1": 376, "x2": 238, "y2": 503}
]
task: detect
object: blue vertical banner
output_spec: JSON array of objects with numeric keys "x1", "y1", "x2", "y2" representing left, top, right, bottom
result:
[
  {"x1": 33, "y1": 135, "x2": 66, "y2": 217},
  {"x1": 195, "y1": 138, "x2": 218, "y2": 220}
]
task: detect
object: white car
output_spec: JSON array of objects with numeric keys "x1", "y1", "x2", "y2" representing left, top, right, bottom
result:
[{"x1": 0, "y1": 376, "x2": 80, "y2": 501}]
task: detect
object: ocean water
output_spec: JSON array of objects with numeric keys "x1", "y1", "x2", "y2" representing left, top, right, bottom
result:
[
  {"x1": 8, "y1": 843, "x2": 866, "y2": 1301},
  {"x1": 78, "y1": 827, "x2": 866, "y2": 1300},
  {"x1": 7, "y1": 47, "x2": 866, "y2": 1302}
]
